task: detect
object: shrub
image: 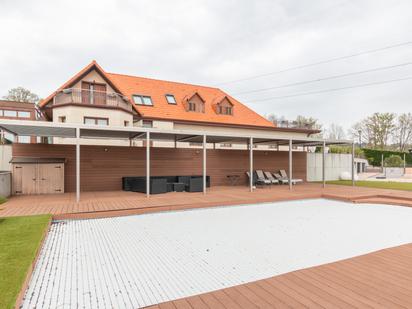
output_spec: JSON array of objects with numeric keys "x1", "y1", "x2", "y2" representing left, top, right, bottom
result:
[
  {"x1": 362, "y1": 148, "x2": 412, "y2": 166},
  {"x1": 384, "y1": 155, "x2": 404, "y2": 167}
]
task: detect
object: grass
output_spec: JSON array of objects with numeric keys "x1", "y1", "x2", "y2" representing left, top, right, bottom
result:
[
  {"x1": 0, "y1": 196, "x2": 7, "y2": 204},
  {"x1": 0, "y1": 215, "x2": 51, "y2": 309},
  {"x1": 326, "y1": 180, "x2": 412, "y2": 191}
]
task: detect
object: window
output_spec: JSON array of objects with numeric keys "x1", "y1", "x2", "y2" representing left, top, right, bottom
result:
[
  {"x1": 18, "y1": 111, "x2": 31, "y2": 118},
  {"x1": 132, "y1": 95, "x2": 153, "y2": 106},
  {"x1": 18, "y1": 136, "x2": 31, "y2": 143},
  {"x1": 217, "y1": 105, "x2": 233, "y2": 115},
  {"x1": 84, "y1": 117, "x2": 109, "y2": 126},
  {"x1": 124, "y1": 120, "x2": 129, "y2": 127},
  {"x1": 4, "y1": 110, "x2": 17, "y2": 117},
  {"x1": 188, "y1": 102, "x2": 196, "y2": 111},
  {"x1": 165, "y1": 94, "x2": 176, "y2": 104},
  {"x1": 189, "y1": 142, "x2": 202, "y2": 146},
  {"x1": 58, "y1": 116, "x2": 66, "y2": 123},
  {"x1": 142, "y1": 120, "x2": 153, "y2": 128},
  {"x1": 221, "y1": 143, "x2": 232, "y2": 148},
  {"x1": 0, "y1": 110, "x2": 3, "y2": 116}
]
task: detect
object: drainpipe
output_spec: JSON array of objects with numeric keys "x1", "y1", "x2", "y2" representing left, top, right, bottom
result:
[
  {"x1": 289, "y1": 139, "x2": 293, "y2": 191},
  {"x1": 249, "y1": 137, "x2": 253, "y2": 192},
  {"x1": 146, "y1": 131, "x2": 150, "y2": 198}
]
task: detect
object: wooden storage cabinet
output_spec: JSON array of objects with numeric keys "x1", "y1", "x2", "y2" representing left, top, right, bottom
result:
[{"x1": 11, "y1": 158, "x2": 65, "y2": 195}]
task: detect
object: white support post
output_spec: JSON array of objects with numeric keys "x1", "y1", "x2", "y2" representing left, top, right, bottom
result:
[
  {"x1": 203, "y1": 134, "x2": 207, "y2": 195},
  {"x1": 322, "y1": 140, "x2": 326, "y2": 188},
  {"x1": 76, "y1": 127, "x2": 80, "y2": 203},
  {"x1": 249, "y1": 137, "x2": 253, "y2": 192},
  {"x1": 404, "y1": 153, "x2": 406, "y2": 174},
  {"x1": 146, "y1": 131, "x2": 150, "y2": 198},
  {"x1": 289, "y1": 139, "x2": 293, "y2": 190},
  {"x1": 352, "y1": 142, "x2": 355, "y2": 187}
]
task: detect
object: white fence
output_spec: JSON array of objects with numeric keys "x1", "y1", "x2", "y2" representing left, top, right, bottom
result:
[
  {"x1": 307, "y1": 153, "x2": 353, "y2": 181},
  {"x1": 0, "y1": 145, "x2": 12, "y2": 171}
]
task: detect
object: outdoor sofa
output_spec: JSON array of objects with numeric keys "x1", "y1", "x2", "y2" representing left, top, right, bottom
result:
[{"x1": 122, "y1": 175, "x2": 211, "y2": 194}]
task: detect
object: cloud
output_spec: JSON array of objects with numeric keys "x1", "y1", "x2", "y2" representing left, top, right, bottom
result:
[{"x1": 0, "y1": 0, "x2": 411, "y2": 130}]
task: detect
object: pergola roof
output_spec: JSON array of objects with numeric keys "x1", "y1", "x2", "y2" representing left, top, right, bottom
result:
[{"x1": 0, "y1": 119, "x2": 352, "y2": 146}]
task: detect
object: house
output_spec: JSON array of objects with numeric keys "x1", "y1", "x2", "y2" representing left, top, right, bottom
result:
[
  {"x1": 0, "y1": 100, "x2": 38, "y2": 143},
  {"x1": 0, "y1": 61, "x2": 352, "y2": 198},
  {"x1": 38, "y1": 60, "x2": 319, "y2": 147}
]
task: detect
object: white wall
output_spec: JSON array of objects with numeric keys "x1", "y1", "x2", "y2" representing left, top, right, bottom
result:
[
  {"x1": 307, "y1": 153, "x2": 353, "y2": 181},
  {"x1": 0, "y1": 145, "x2": 12, "y2": 171}
]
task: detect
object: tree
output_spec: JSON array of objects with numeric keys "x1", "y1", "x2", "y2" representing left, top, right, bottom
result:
[
  {"x1": 351, "y1": 112, "x2": 396, "y2": 149},
  {"x1": 384, "y1": 155, "x2": 404, "y2": 167},
  {"x1": 394, "y1": 113, "x2": 412, "y2": 152},
  {"x1": 325, "y1": 124, "x2": 346, "y2": 140},
  {"x1": 3, "y1": 87, "x2": 39, "y2": 103}
]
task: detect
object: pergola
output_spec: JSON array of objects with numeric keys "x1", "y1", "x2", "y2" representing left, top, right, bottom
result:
[{"x1": 0, "y1": 119, "x2": 355, "y2": 202}]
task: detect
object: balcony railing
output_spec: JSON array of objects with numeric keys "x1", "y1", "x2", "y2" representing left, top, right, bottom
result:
[
  {"x1": 54, "y1": 88, "x2": 132, "y2": 111},
  {"x1": 275, "y1": 120, "x2": 316, "y2": 130}
]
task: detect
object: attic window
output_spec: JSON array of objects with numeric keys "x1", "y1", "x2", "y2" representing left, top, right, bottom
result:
[
  {"x1": 132, "y1": 95, "x2": 153, "y2": 106},
  {"x1": 218, "y1": 106, "x2": 233, "y2": 115},
  {"x1": 216, "y1": 97, "x2": 233, "y2": 115},
  {"x1": 165, "y1": 94, "x2": 176, "y2": 104}
]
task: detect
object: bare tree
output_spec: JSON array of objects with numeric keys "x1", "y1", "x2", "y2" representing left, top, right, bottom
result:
[
  {"x1": 351, "y1": 112, "x2": 396, "y2": 149},
  {"x1": 325, "y1": 123, "x2": 346, "y2": 140},
  {"x1": 394, "y1": 113, "x2": 412, "y2": 152},
  {"x1": 3, "y1": 87, "x2": 39, "y2": 103}
]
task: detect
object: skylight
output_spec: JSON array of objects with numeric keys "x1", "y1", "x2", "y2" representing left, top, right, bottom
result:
[
  {"x1": 132, "y1": 95, "x2": 153, "y2": 106},
  {"x1": 165, "y1": 94, "x2": 176, "y2": 104}
]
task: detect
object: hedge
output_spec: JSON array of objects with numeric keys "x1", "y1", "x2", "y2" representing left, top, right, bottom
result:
[{"x1": 362, "y1": 148, "x2": 412, "y2": 166}]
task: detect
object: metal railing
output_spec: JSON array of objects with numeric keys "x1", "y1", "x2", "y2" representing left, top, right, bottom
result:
[
  {"x1": 275, "y1": 120, "x2": 316, "y2": 130},
  {"x1": 54, "y1": 88, "x2": 132, "y2": 111}
]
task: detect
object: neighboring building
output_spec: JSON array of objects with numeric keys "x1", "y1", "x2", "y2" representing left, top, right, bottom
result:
[
  {"x1": 38, "y1": 61, "x2": 319, "y2": 147},
  {"x1": 0, "y1": 100, "x2": 38, "y2": 143}
]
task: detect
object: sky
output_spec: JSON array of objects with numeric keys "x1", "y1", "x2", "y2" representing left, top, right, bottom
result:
[{"x1": 0, "y1": 0, "x2": 411, "y2": 134}]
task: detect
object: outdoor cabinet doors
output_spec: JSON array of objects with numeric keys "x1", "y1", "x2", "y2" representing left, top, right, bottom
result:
[{"x1": 12, "y1": 163, "x2": 64, "y2": 195}]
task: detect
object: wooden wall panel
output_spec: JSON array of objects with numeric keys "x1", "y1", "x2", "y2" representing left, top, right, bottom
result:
[{"x1": 12, "y1": 144, "x2": 307, "y2": 192}]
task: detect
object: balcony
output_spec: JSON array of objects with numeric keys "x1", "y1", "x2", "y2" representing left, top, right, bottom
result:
[
  {"x1": 54, "y1": 88, "x2": 132, "y2": 112},
  {"x1": 274, "y1": 119, "x2": 317, "y2": 130}
]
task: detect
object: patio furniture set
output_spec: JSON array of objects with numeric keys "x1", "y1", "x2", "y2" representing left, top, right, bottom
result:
[
  {"x1": 246, "y1": 169, "x2": 303, "y2": 187},
  {"x1": 122, "y1": 175, "x2": 211, "y2": 194}
]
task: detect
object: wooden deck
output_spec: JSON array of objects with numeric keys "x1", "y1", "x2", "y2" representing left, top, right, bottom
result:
[
  {"x1": 1, "y1": 183, "x2": 412, "y2": 219},
  {"x1": 146, "y1": 243, "x2": 412, "y2": 309}
]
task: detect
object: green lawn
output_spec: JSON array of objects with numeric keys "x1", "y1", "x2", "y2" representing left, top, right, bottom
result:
[
  {"x1": 326, "y1": 180, "x2": 412, "y2": 191},
  {"x1": 0, "y1": 196, "x2": 7, "y2": 204},
  {"x1": 0, "y1": 215, "x2": 51, "y2": 309}
]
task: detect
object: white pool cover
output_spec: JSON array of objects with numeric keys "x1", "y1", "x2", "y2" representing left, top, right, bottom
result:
[{"x1": 22, "y1": 199, "x2": 412, "y2": 308}]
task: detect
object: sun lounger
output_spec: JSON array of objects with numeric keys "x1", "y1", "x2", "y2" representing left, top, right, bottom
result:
[
  {"x1": 264, "y1": 171, "x2": 279, "y2": 184},
  {"x1": 246, "y1": 171, "x2": 269, "y2": 186},
  {"x1": 279, "y1": 169, "x2": 303, "y2": 184},
  {"x1": 256, "y1": 170, "x2": 272, "y2": 185},
  {"x1": 272, "y1": 172, "x2": 289, "y2": 184}
]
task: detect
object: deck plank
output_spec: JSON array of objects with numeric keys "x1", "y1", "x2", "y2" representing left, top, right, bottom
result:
[{"x1": 154, "y1": 244, "x2": 412, "y2": 309}]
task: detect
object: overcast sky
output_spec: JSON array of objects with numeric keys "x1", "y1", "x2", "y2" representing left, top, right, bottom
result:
[{"x1": 1, "y1": 0, "x2": 411, "y2": 133}]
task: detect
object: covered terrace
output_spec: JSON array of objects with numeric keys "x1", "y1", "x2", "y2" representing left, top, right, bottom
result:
[{"x1": 0, "y1": 119, "x2": 354, "y2": 203}]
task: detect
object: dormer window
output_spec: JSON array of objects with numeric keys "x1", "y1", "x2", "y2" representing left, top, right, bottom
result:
[
  {"x1": 165, "y1": 94, "x2": 176, "y2": 104},
  {"x1": 184, "y1": 92, "x2": 205, "y2": 113},
  {"x1": 216, "y1": 96, "x2": 234, "y2": 115},
  {"x1": 133, "y1": 94, "x2": 153, "y2": 106}
]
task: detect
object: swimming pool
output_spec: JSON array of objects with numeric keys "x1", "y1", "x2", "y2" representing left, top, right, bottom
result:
[{"x1": 21, "y1": 199, "x2": 412, "y2": 309}]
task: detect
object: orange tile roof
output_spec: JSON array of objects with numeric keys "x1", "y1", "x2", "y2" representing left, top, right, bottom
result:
[
  {"x1": 40, "y1": 61, "x2": 277, "y2": 128},
  {"x1": 107, "y1": 72, "x2": 275, "y2": 128}
]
